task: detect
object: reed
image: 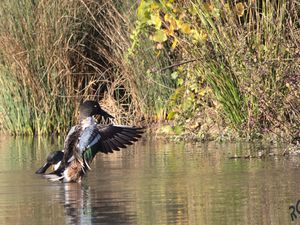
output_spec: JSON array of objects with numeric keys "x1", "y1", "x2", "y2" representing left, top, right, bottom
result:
[
  {"x1": 189, "y1": 0, "x2": 300, "y2": 138},
  {"x1": 129, "y1": 0, "x2": 299, "y2": 139},
  {"x1": 1, "y1": 0, "x2": 298, "y2": 140},
  {"x1": 0, "y1": 0, "x2": 80, "y2": 135},
  {"x1": 0, "y1": 0, "x2": 172, "y2": 135}
]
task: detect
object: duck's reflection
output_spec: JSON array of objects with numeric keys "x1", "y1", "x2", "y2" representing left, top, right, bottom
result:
[
  {"x1": 62, "y1": 183, "x2": 89, "y2": 225},
  {"x1": 58, "y1": 181, "x2": 135, "y2": 225}
]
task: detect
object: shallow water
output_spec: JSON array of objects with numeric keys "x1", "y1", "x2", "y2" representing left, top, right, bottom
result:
[{"x1": 0, "y1": 136, "x2": 299, "y2": 225}]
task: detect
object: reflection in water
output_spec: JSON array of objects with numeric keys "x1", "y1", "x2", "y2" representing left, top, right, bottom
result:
[
  {"x1": 0, "y1": 137, "x2": 299, "y2": 224},
  {"x1": 62, "y1": 183, "x2": 89, "y2": 225},
  {"x1": 59, "y1": 182, "x2": 136, "y2": 225}
]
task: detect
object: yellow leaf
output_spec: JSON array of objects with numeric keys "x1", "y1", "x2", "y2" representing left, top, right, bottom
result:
[
  {"x1": 203, "y1": 3, "x2": 214, "y2": 12},
  {"x1": 166, "y1": 2, "x2": 173, "y2": 8},
  {"x1": 224, "y1": 3, "x2": 230, "y2": 12},
  {"x1": 176, "y1": 19, "x2": 182, "y2": 28},
  {"x1": 150, "y1": 2, "x2": 159, "y2": 10},
  {"x1": 164, "y1": 14, "x2": 172, "y2": 23},
  {"x1": 191, "y1": 29, "x2": 207, "y2": 43},
  {"x1": 171, "y1": 38, "x2": 178, "y2": 49},
  {"x1": 151, "y1": 30, "x2": 168, "y2": 43},
  {"x1": 149, "y1": 13, "x2": 162, "y2": 29},
  {"x1": 179, "y1": 23, "x2": 191, "y2": 34},
  {"x1": 235, "y1": 2, "x2": 245, "y2": 17},
  {"x1": 177, "y1": 78, "x2": 184, "y2": 86},
  {"x1": 167, "y1": 111, "x2": 176, "y2": 120},
  {"x1": 189, "y1": 6, "x2": 197, "y2": 16},
  {"x1": 164, "y1": 14, "x2": 178, "y2": 31},
  {"x1": 164, "y1": 27, "x2": 174, "y2": 36},
  {"x1": 169, "y1": 19, "x2": 178, "y2": 31},
  {"x1": 137, "y1": 0, "x2": 151, "y2": 22},
  {"x1": 199, "y1": 89, "x2": 206, "y2": 97},
  {"x1": 156, "y1": 50, "x2": 161, "y2": 58}
]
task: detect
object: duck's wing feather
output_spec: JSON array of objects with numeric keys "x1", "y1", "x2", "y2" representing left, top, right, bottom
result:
[
  {"x1": 82, "y1": 125, "x2": 144, "y2": 163},
  {"x1": 63, "y1": 125, "x2": 81, "y2": 164},
  {"x1": 95, "y1": 125, "x2": 144, "y2": 153}
]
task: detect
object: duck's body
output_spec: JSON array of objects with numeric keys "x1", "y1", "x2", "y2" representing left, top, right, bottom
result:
[{"x1": 36, "y1": 101, "x2": 144, "y2": 182}]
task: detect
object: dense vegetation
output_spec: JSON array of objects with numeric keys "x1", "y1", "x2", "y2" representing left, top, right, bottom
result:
[
  {"x1": 0, "y1": 0, "x2": 149, "y2": 135},
  {"x1": 0, "y1": 0, "x2": 299, "y2": 141}
]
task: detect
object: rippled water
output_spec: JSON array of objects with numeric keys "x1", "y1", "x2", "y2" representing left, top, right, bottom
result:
[{"x1": 0, "y1": 136, "x2": 299, "y2": 225}]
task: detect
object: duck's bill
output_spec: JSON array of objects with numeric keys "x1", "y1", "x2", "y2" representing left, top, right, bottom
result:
[
  {"x1": 35, "y1": 162, "x2": 51, "y2": 174},
  {"x1": 100, "y1": 109, "x2": 114, "y2": 119}
]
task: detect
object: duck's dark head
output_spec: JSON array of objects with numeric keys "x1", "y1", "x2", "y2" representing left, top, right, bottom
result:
[
  {"x1": 79, "y1": 100, "x2": 114, "y2": 121},
  {"x1": 35, "y1": 150, "x2": 64, "y2": 174}
]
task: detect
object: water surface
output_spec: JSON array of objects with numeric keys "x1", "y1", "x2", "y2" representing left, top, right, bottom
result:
[{"x1": 0, "y1": 136, "x2": 298, "y2": 225}]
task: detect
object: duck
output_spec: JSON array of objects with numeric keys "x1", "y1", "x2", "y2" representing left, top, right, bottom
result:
[
  {"x1": 35, "y1": 150, "x2": 64, "y2": 174},
  {"x1": 36, "y1": 100, "x2": 144, "y2": 182}
]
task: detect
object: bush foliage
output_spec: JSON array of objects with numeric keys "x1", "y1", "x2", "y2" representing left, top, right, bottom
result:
[{"x1": 129, "y1": 0, "x2": 300, "y2": 141}]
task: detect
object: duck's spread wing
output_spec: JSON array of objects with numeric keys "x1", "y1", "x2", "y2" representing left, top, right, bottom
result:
[
  {"x1": 78, "y1": 124, "x2": 101, "y2": 153},
  {"x1": 81, "y1": 125, "x2": 143, "y2": 168},
  {"x1": 95, "y1": 125, "x2": 144, "y2": 154}
]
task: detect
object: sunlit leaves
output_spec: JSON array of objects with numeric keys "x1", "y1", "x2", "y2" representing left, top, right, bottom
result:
[
  {"x1": 130, "y1": 0, "x2": 211, "y2": 53},
  {"x1": 203, "y1": 3, "x2": 214, "y2": 12},
  {"x1": 148, "y1": 13, "x2": 162, "y2": 29},
  {"x1": 191, "y1": 29, "x2": 207, "y2": 43},
  {"x1": 151, "y1": 30, "x2": 168, "y2": 43},
  {"x1": 178, "y1": 23, "x2": 191, "y2": 34},
  {"x1": 171, "y1": 38, "x2": 178, "y2": 49},
  {"x1": 131, "y1": 0, "x2": 249, "y2": 56},
  {"x1": 235, "y1": 2, "x2": 245, "y2": 17},
  {"x1": 177, "y1": 78, "x2": 184, "y2": 86},
  {"x1": 224, "y1": 3, "x2": 230, "y2": 13},
  {"x1": 164, "y1": 13, "x2": 177, "y2": 36},
  {"x1": 137, "y1": 0, "x2": 151, "y2": 23},
  {"x1": 171, "y1": 71, "x2": 178, "y2": 79},
  {"x1": 203, "y1": 3, "x2": 220, "y2": 18}
]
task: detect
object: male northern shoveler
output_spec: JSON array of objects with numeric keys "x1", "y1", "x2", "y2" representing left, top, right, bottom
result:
[
  {"x1": 35, "y1": 150, "x2": 64, "y2": 174},
  {"x1": 36, "y1": 100, "x2": 144, "y2": 182}
]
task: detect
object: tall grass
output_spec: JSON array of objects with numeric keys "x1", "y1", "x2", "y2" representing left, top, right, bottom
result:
[
  {"x1": 162, "y1": 0, "x2": 300, "y2": 139},
  {"x1": 0, "y1": 0, "x2": 77, "y2": 135},
  {"x1": 129, "y1": 0, "x2": 299, "y2": 139},
  {"x1": 1, "y1": 0, "x2": 298, "y2": 140},
  {"x1": 0, "y1": 0, "x2": 175, "y2": 135},
  {"x1": 192, "y1": 0, "x2": 299, "y2": 138}
]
